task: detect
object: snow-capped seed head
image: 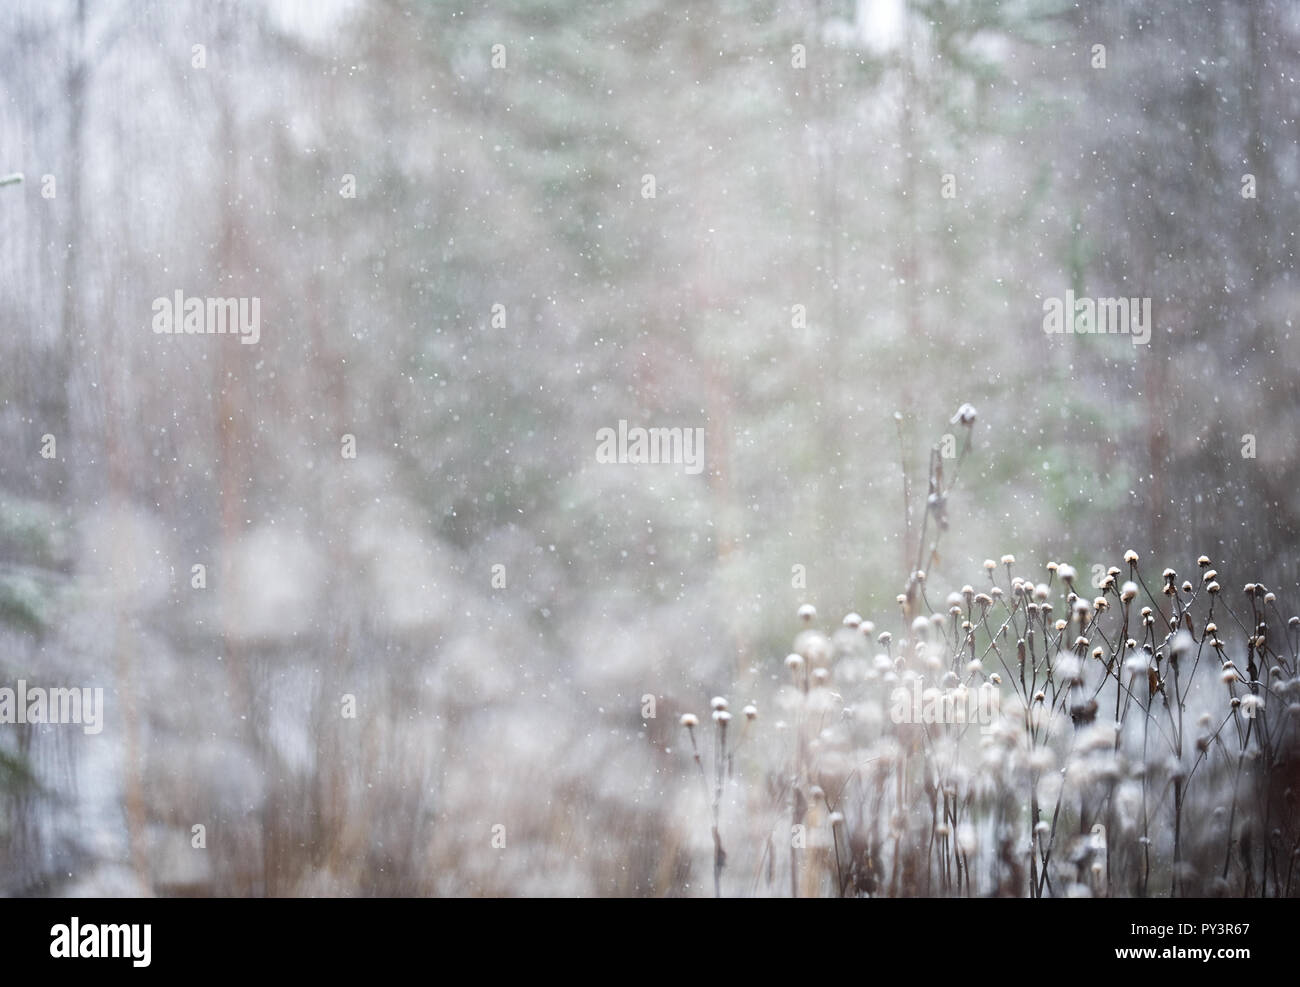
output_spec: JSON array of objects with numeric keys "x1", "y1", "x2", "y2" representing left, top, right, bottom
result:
[
  {"x1": 974, "y1": 592, "x2": 993, "y2": 607},
  {"x1": 785, "y1": 653, "x2": 805, "y2": 671},
  {"x1": 1124, "y1": 550, "x2": 1139, "y2": 565},
  {"x1": 743, "y1": 704, "x2": 758, "y2": 721},
  {"x1": 895, "y1": 593, "x2": 906, "y2": 606},
  {"x1": 912, "y1": 615, "x2": 931, "y2": 637},
  {"x1": 878, "y1": 631, "x2": 892, "y2": 645},
  {"x1": 828, "y1": 811, "x2": 845, "y2": 828},
  {"x1": 711, "y1": 696, "x2": 728, "y2": 711},
  {"x1": 1141, "y1": 606, "x2": 1153, "y2": 618},
  {"x1": 1047, "y1": 561, "x2": 1059, "y2": 573},
  {"x1": 1121, "y1": 581, "x2": 1138, "y2": 603},
  {"x1": 1058, "y1": 564, "x2": 1077, "y2": 583},
  {"x1": 1163, "y1": 568, "x2": 1176, "y2": 581},
  {"x1": 913, "y1": 570, "x2": 926, "y2": 583},
  {"x1": 1203, "y1": 569, "x2": 1218, "y2": 583},
  {"x1": 1093, "y1": 597, "x2": 1108, "y2": 612},
  {"x1": 1108, "y1": 566, "x2": 1121, "y2": 578},
  {"x1": 1205, "y1": 622, "x2": 1217, "y2": 635},
  {"x1": 1055, "y1": 619, "x2": 1068, "y2": 632},
  {"x1": 962, "y1": 584, "x2": 975, "y2": 599},
  {"x1": 713, "y1": 709, "x2": 732, "y2": 724},
  {"x1": 1221, "y1": 667, "x2": 1238, "y2": 684},
  {"x1": 798, "y1": 603, "x2": 817, "y2": 622},
  {"x1": 1230, "y1": 696, "x2": 1241, "y2": 708},
  {"x1": 950, "y1": 403, "x2": 977, "y2": 426},
  {"x1": 1126, "y1": 639, "x2": 1137, "y2": 649},
  {"x1": 966, "y1": 659, "x2": 982, "y2": 675},
  {"x1": 1266, "y1": 592, "x2": 1276, "y2": 604},
  {"x1": 1001, "y1": 554, "x2": 1015, "y2": 566},
  {"x1": 949, "y1": 606, "x2": 963, "y2": 618},
  {"x1": 1290, "y1": 616, "x2": 1300, "y2": 630},
  {"x1": 989, "y1": 673, "x2": 1002, "y2": 685},
  {"x1": 984, "y1": 559, "x2": 997, "y2": 571},
  {"x1": 1241, "y1": 694, "x2": 1263, "y2": 716},
  {"x1": 812, "y1": 668, "x2": 830, "y2": 685},
  {"x1": 1034, "y1": 583, "x2": 1050, "y2": 602},
  {"x1": 1182, "y1": 581, "x2": 1193, "y2": 593},
  {"x1": 990, "y1": 586, "x2": 1004, "y2": 600},
  {"x1": 1197, "y1": 712, "x2": 1213, "y2": 729},
  {"x1": 1033, "y1": 691, "x2": 1046, "y2": 703},
  {"x1": 1244, "y1": 583, "x2": 1256, "y2": 595},
  {"x1": 1092, "y1": 647, "x2": 1104, "y2": 660},
  {"x1": 859, "y1": 620, "x2": 876, "y2": 637},
  {"x1": 842, "y1": 612, "x2": 862, "y2": 628},
  {"x1": 680, "y1": 713, "x2": 699, "y2": 729},
  {"x1": 1207, "y1": 581, "x2": 1221, "y2": 594}
]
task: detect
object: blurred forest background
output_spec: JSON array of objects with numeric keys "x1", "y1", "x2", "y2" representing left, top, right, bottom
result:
[{"x1": 1, "y1": 0, "x2": 1298, "y2": 895}]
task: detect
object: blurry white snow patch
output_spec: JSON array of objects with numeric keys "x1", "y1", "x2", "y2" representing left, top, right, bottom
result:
[
  {"x1": 78, "y1": 503, "x2": 171, "y2": 611},
  {"x1": 823, "y1": 0, "x2": 905, "y2": 53},
  {"x1": 225, "y1": 527, "x2": 325, "y2": 641},
  {"x1": 352, "y1": 496, "x2": 454, "y2": 631}
]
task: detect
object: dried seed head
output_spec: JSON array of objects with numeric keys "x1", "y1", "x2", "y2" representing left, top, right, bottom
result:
[
  {"x1": 1094, "y1": 596, "x2": 1109, "y2": 611},
  {"x1": 1055, "y1": 619, "x2": 1068, "y2": 632},
  {"x1": 1124, "y1": 550, "x2": 1139, "y2": 565},
  {"x1": 1265, "y1": 592, "x2": 1276, "y2": 604},
  {"x1": 983, "y1": 558, "x2": 997, "y2": 571},
  {"x1": 1121, "y1": 581, "x2": 1138, "y2": 603},
  {"x1": 878, "y1": 631, "x2": 892, "y2": 645},
  {"x1": 713, "y1": 709, "x2": 732, "y2": 724},
  {"x1": 743, "y1": 704, "x2": 758, "y2": 721},
  {"x1": 1033, "y1": 690, "x2": 1046, "y2": 703},
  {"x1": 990, "y1": 586, "x2": 1004, "y2": 600},
  {"x1": 1198, "y1": 555, "x2": 1212, "y2": 567},
  {"x1": 1205, "y1": 622, "x2": 1217, "y2": 635},
  {"x1": 1047, "y1": 561, "x2": 1059, "y2": 573},
  {"x1": 711, "y1": 696, "x2": 729, "y2": 711},
  {"x1": 1034, "y1": 583, "x2": 1050, "y2": 602},
  {"x1": 798, "y1": 604, "x2": 817, "y2": 622},
  {"x1": 1108, "y1": 566, "x2": 1121, "y2": 578},
  {"x1": 1162, "y1": 568, "x2": 1176, "y2": 581},
  {"x1": 1141, "y1": 606, "x2": 1153, "y2": 618},
  {"x1": 1058, "y1": 564, "x2": 1077, "y2": 583},
  {"x1": 1203, "y1": 569, "x2": 1218, "y2": 583},
  {"x1": 1207, "y1": 581, "x2": 1221, "y2": 594},
  {"x1": 842, "y1": 612, "x2": 862, "y2": 628},
  {"x1": 990, "y1": 673, "x2": 1002, "y2": 685},
  {"x1": 1182, "y1": 581, "x2": 1193, "y2": 594},
  {"x1": 1001, "y1": 554, "x2": 1016, "y2": 566},
  {"x1": 784, "y1": 653, "x2": 805, "y2": 672},
  {"x1": 680, "y1": 713, "x2": 699, "y2": 728},
  {"x1": 859, "y1": 620, "x2": 876, "y2": 637}
]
